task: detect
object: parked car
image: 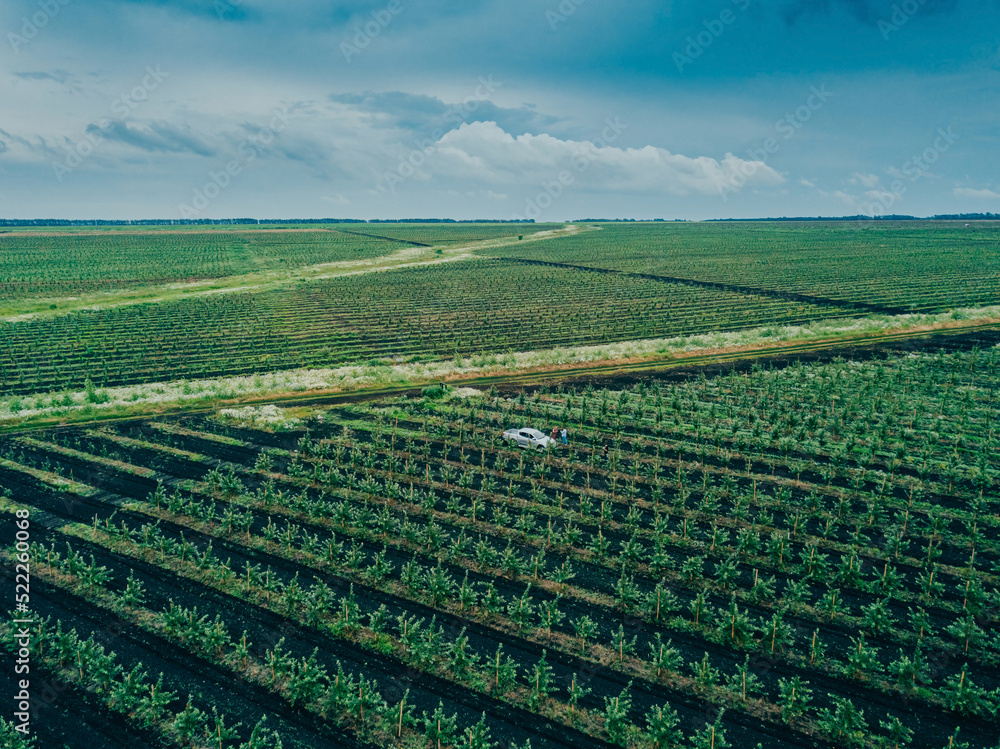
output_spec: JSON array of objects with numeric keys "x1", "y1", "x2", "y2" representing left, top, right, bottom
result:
[{"x1": 501, "y1": 427, "x2": 555, "y2": 451}]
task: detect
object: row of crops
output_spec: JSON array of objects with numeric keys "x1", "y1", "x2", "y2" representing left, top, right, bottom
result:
[
  {"x1": 2, "y1": 344, "x2": 998, "y2": 747},
  {"x1": 3, "y1": 221, "x2": 996, "y2": 399},
  {"x1": 0, "y1": 222, "x2": 558, "y2": 303},
  {"x1": 486, "y1": 222, "x2": 1000, "y2": 313},
  {"x1": 0, "y1": 259, "x2": 858, "y2": 396},
  {"x1": 0, "y1": 229, "x2": 403, "y2": 301}
]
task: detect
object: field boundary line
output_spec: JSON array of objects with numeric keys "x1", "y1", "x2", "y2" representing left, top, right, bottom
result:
[{"x1": 499, "y1": 257, "x2": 913, "y2": 316}]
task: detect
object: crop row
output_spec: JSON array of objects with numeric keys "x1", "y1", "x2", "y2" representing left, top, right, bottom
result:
[
  {"x1": 3, "y1": 418, "x2": 992, "y2": 748},
  {"x1": 485, "y1": 222, "x2": 1000, "y2": 313},
  {"x1": 0, "y1": 229, "x2": 401, "y2": 301},
  {"x1": 0, "y1": 259, "x2": 855, "y2": 396},
  {"x1": 4, "y1": 343, "x2": 999, "y2": 746}
]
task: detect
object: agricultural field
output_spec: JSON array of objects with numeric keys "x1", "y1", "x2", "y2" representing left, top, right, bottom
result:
[
  {"x1": 1, "y1": 221, "x2": 999, "y2": 404},
  {"x1": 486, "y1": 222, "x2": 1000, "y2": 313},
  {"x1": 0, "y1": 257, "x2": 859, "y2": 397},
  {"x1": 2, "y1": 335, "x2": 999, "y2": 748},
  {"x1": 0, "y1": 223, "x2": 557, "y2": 304},
  {"x1": 0, "y1": 229, "x2": 405, "y2": 302}
]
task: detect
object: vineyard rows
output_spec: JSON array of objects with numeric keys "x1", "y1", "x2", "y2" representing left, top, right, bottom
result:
[
  {"x1": 0, "y1": 259, "x2": 856, "y2": 396},
  {"x1": 486, "y1": 222, "x2": 1000, "y2": 313},
  {"x1": 0, "y1": 230, "x2": 403, "y2": 301},
  {"x1": 2, "y1": 343, "x2": 998, "y2": 747}
]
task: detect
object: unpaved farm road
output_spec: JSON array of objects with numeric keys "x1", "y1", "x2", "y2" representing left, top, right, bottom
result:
[{"x1": 0, "y1": 223, "x2": 595, "y2": 323}]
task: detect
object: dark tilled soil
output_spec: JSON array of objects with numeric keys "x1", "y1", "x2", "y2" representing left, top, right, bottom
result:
[{"x1": 0, "y1": 645, "x2": 161, "y2": 749}]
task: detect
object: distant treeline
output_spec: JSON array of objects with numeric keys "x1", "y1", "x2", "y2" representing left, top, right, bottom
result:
[
  {"x1": 0, "y1": 218, "x2": 537, "y2": 227},
  {"x1": 710, "y1": 214, "x2": 1000, "y2": 221},
  {"x1": 367, "y1": 218, "x2": 535, "y2": 224},
  {"x1": 2, "y1": 215, "x2": 995, "y2": 227},
  {"x1": 929, "y1": 213, "x2": 1000, "y2": 220}
]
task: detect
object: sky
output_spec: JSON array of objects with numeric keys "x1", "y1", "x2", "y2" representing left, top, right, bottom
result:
[{"x1": 0, "y1": 0, "x2": 998, "y2": 221}]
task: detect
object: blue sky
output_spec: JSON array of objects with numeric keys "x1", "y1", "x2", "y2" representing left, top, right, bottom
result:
[{"x1": 1, "y1": 0, "x2": 998, "y2": 220}]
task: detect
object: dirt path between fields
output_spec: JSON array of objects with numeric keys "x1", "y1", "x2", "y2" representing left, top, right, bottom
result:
[{"x1": 0, "y1": 223, "x2": 594, "y2": 323}]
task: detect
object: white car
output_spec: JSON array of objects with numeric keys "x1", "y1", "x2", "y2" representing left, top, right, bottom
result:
[{"x1": 501, "y1": 427, "x2": 555, "y2": 451}]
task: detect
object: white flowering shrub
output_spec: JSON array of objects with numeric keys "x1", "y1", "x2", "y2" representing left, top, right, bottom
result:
[{"x1": 217, "y1": 405, "x2": 303, "y2": 431}]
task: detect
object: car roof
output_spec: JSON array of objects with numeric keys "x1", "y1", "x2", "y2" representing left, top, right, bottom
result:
[{"x1": 521, "y1": 428, "x2": 544, "y2": 436}]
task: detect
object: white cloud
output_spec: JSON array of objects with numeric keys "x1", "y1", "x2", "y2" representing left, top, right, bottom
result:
[
  {"x1": 431, "y1": 121, "x2": 785, "y2": 196},
  {"x1": 833, "y1": 189, "x2": 858, "y2": 207},
  {"x1": 322, "y1": 194, "x2": 351, "y2": 205},
  {"x1": 799, "y1": 178, "x2": 816, "y2": 188},
  {"x1": 865, "y1": 189, "x2": 898, "y2": 204},
  {"x1": 953, "y1": 186, "x2": 1000, "y2": 199},
  {"x1": 850, "y1": 172, "x2": 880, "y2": 188}
]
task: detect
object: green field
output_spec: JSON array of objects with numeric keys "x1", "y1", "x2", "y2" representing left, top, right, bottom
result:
[
  {"x1": 486, "y1": 222, "x2": 1000, "y2": 313},
  {"x1": 1, "y1": 221, "x2": 998, "y2": 403},
  {"x1": 2, "y1": 342, "x2": 998, "y2": 748},
  {"x1": 0, "y1": 223, "x2": 558, "y2": 303},
  {"x1": 1, "y1": 219, "x2": 999, "y2": 749},
  {"x1": 0, "y1": 229, "x2": 403, "y2": 301},
  {"x1": 0, "y1": 258, "x2": 859, "y2": 396}
]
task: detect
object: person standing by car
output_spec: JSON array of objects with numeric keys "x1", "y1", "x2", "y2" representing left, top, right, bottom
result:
[
  {"x1": 560, "y1": 427, "x2": 568, "y2": 445},
  {"x1": 551, "y1": 426, "x2": 559, "y2": 444}
]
